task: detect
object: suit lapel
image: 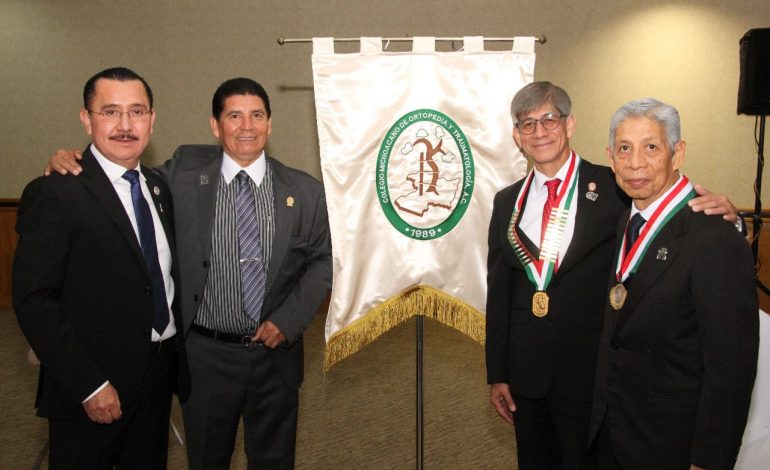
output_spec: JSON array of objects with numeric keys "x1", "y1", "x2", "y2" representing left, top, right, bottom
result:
[
  {"x1": 79, "y1": 148, "x2": 146, "y2": 272},
  {"x1": 557, "y1": 162, "x2": 601, "y2": 275},
  {"x1": 613, "y1": 212, "x2": 684, "y2": 331},
  {"x1": 266, "y1": 157, "x2": 295, "y2": 292},
  {"x1": 142, "y1": 166, "x2": 175, "y2": 255},
  {"x1": 189, "y1": 148, "x2": 223, "y2": 257}
]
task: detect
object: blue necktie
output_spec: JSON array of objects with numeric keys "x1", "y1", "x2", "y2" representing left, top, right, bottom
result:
[
  {"x1": 235, "y1": 171, "x2": 266, "y2": 323},
  {"x1": 122, "y1": 170, "x2": 170, "y2": 334}
]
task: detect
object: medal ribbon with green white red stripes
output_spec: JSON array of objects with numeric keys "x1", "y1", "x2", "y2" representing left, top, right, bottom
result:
[
  {"x1": 508, "y1": 151, "x2": 581, "y2": 292},
  {"x1": 615, "y1": 175, "x2": 695, "y2": 283}
]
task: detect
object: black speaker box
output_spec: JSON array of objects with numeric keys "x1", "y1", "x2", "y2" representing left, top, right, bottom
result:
[{"x1": 738, "y1": 28, "x2": 770, "y2": 115}]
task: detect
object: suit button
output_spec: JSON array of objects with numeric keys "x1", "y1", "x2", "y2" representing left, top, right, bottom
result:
[
  {"x1": 145, "y1": 286, "x2": 152, "y2": 295},
  {"x1": 610, "y1": 341, "x2": 620, "y2": 350},
  {"x1": 203, "y1": 260, "x2": 209, "y2": 268},
  {"x1": 194, "y1": 294, "x2": 199, "y2": 302}
]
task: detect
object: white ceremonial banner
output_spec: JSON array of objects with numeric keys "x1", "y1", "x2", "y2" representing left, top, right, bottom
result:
[{"x1": 312, "y1": 36, "x2": 535, "y2": 369}]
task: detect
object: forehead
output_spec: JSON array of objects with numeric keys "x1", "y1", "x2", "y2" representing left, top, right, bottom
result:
[
  {"x1": 221, "y1": 94, "x2": 267, "y2": 112},
  {"x1": 519, "y1": 103, "x2": 559, "y2": 119},
  {"x1": 615, "y1": 117, "x2": 666, "y2": 142},
  {"x1": 92, "y1": 78, "x2": 149, "y2": 107}
]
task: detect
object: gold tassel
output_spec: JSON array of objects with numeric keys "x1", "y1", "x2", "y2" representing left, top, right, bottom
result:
[{"x1": 323, "y1": 285, "x2": 485, "y2": 370}]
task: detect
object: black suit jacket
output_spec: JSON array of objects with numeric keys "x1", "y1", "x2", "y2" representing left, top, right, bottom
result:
[
  {"x1": 486, "y1": 159, "x2": 629, "y2": 401},
  {"x1": 589, "y1": 206, "x2": 758, "y2": 470},
  {"x1": 155, "y1": 145, "x2": 332, "y2": 389},
  {"x1": 13, "y1": 147, "x2": 189, "y2": 419}
]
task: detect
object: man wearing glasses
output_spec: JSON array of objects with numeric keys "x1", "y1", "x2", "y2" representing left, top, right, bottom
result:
[
  {"x1": 485, "y1": 81, "x2": 738, "y2": 469},
  {"x1": 14, "y1": 67, "x2": 188, "y2": 468}
]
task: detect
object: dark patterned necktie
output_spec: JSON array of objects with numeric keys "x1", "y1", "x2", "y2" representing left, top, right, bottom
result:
[
  {"x1": 235, "y1": 171, "x2": 266, "y2": 323},
  {"x1": 122, "y1": 170, "x2": 170, "y2": 334},
  {"x1": 625, "y1": 213, "x2": 646, "y2": 256}
]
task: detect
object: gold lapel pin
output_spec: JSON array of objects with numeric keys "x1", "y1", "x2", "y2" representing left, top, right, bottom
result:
[{"x1": 287, "y1": 196, "x2": 295, "y2": 207}]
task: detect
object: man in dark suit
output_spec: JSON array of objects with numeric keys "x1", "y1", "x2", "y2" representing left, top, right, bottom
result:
[
  {"x1": 486, "y1": 82, "x2": 739, "y2": 470},
  {"x1": 14, "y1": 67, "x2": 188, "y2": 469},
  {"x1": 589, "y1": 98, "x2": 758, "y2": 470},
  {"x1": 46, "y1": 78, "x2": 331, "y2": 469}
]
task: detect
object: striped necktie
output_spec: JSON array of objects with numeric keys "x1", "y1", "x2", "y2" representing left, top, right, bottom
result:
[{"x1": 235, "y1": 171, "x2": 266, "y2": 323}]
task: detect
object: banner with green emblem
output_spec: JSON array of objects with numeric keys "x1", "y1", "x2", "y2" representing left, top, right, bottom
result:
[{"x1": 312, "y1": 36, "x2": 535, "y2": 369}]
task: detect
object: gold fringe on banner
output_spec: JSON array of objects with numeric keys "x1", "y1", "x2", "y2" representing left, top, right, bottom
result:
[{"x1": 323, "y1": 285, "x2": 485, "y2": 370}]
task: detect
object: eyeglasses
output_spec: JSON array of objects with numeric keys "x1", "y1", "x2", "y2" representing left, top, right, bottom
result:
[
  {"x1": 515, "y1": 113, "x2": 566, "y2": 135},
  {"x1": 88, "y1": 108, "x2": 152, "y2": 121}
]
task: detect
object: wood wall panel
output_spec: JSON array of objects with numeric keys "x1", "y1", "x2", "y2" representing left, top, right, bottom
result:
[{"x1": 0, "y1": 201, "x2": 19, "y2": 309}]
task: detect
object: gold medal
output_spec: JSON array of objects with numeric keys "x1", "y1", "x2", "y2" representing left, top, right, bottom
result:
[
  {"x1": 609, "y1": 283, "x2": 627, "y2": 310},
  {"x1": 532, "y1": 291, "x2": 549, "y2": 317}
]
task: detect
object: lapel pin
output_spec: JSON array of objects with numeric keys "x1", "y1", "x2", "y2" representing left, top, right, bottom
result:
[
  {"x1": 586, "y1": 182, "x2": 598, "y2": 201},
  {"x1": 153, "y1": 186, "x2": 160, "y2": 196},
  {"x1": 159, "y1": 203, "x2": 164, "y2": 213},
  {"x1": 286, "y1": 196, "x2": 295, "y2": 207},
  {"x1": 200, "y1": 174, "x2": 209, "y2": 185},
  {"x1": 657, "y1": 247, "x2": 668, "y2": 261}
]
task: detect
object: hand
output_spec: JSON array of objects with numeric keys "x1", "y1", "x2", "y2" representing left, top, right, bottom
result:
[
  {"x1": 44, "y1": 149, "x2": 83, "y2": 176},
  {"x1": 489, "y1": 383, "x2": 516, "y2": 425},
  {"x1": 689, "y1": 465, "x2": 705, "y2": 470},
  {"x1": 83, "y1": 383, "x2": 122, "y2": 424},
  {"x1": 251, "y1": 320, "x2": 286, "y2": 348},
  {"x1": 689, "y1": 183, "x2": 738, "y2": 223}
]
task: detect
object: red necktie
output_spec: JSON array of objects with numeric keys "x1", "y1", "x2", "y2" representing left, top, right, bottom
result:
[{"x1": 541, "y1": 178, "x2": 561, "y2": 247}]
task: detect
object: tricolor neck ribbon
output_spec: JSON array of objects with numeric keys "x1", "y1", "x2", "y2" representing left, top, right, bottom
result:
[
  {"x1": 508, "y1": 151, "x2": 581, "y2": 292},
  {"x1": 615, "y1": 175, "x2": 694, "y2": 283}
]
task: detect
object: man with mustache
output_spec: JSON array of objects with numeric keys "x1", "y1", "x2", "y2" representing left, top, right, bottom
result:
[
  {"x1": 46, "y1": 77, "x2": 332, "y2": 469},
  {"x1": 14, "y1": 67, "x2": 188, "y2": 469}
]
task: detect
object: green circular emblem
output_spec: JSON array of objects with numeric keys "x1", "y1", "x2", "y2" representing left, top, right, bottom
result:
[{"x1": 376, "y1": 109, "x2": 474, "y2": 240}]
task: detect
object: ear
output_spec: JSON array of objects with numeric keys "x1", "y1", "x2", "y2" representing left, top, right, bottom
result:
[
  {"x1": 266, "y1": 117, "x2": 272, "y2": 137},
  {"x1": 148, "y1": 110, "x2": 156, "y2": 136},
  {"x1": 565, "y1": 114, "x2": 576, "y2": 139},
  {"x1": 606, "y1": 146, "x2": 617, "y2": 172},
  {"x1": 209, "y1": 116, "x2": 221, "y2": 139},
  {"x1": 672, "y1": 140, "x2": 686, "y2": 171},
  {"x1": 79, "y1": 109, "x2": 93, "y2": 136}
]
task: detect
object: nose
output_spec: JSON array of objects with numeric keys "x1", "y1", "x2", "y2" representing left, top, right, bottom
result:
[
  {"x1": 116, "y1": 111, "x2": 133, "y2": 131},
  {"x1": 532, "y1": 120, "x2": 548, "y2": 138},
  {"x1": 627, "y1": 148, "x2": 645, "y2": 169}
]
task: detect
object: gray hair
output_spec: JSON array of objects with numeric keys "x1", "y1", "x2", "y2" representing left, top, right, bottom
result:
[
  {"x1": 510, "y1": 81, "x2": 572, "y2": 123},
  {"x1": 608, "y1": 98, "x2": 681, "y2": 152}
]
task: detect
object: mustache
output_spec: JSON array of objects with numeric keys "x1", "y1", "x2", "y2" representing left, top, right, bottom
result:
[{"x1": 110, "y1": 133, "x2": 139, "y2": 141}]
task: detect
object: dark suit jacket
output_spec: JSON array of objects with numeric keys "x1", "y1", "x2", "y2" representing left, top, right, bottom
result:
[
  {"x1": 155, "y1": 145, "x2": 332, "y2": 389},
  {"x1": 589, "y1": 206, "x2": 758, "y2": 470},
  {"x1": 13, "y1": 147, "x2": 189, "y2": 419},
  {"x1": 486, "y1": 159, "x2": 629, "y2": 402}
]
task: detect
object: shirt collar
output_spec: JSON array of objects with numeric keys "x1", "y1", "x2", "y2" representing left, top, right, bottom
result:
[
  {"x1": 221, "y1": 151, "x2": 266, "y2": 186},
  {"x1": 89, "y1": 144, "x2": 142, "y2": 183},
  {"x1": 532, "y1": 152, "x2": 572, "y2": 192}
]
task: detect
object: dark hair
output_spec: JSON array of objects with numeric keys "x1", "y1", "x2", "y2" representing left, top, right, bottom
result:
[
  {"x1": 211, "y1": 78, "x2": 271, "y2": 119},
  {"x1": 83, "y1": 67, "x2": 153, "y2": 110}
]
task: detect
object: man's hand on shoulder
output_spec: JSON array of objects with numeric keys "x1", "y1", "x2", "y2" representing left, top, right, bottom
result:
[
  {"x1": 44, "y1": 149, "x2": 83, "y2": 176},
  {"x1": 490, "y1": 383, "x2": 516, "y2": 425},
  {"x1": 689, "y1": 183, "x2": 738, "y2": 222},
  {"x1": 83, "y1": 383, "x2": 122, "y2": 424},
  {"x1": 251, "y1": 320, "x2": 287, "y2": 349}
]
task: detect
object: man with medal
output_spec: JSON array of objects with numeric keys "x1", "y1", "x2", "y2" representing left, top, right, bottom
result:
[
  {"x1": 485, "y1": 82, "x2": 740, "y2": 470},
  {"x1": 589, "y1": 98, "x2": 758, "y2": 470}
]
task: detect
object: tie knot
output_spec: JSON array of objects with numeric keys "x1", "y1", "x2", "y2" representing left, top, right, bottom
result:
[
  {"x1": 545, "y1": 178, "x2": 561, "y2": 200},
  {"x1": 236, "y1": 170, "x2": 249, "y2": 183},
  {"x1": 628, "y1": 213, "x2": 646, "y2": 236},
  {"x1": 122, "y1": 169, "x2": 140, "y2": 186}
]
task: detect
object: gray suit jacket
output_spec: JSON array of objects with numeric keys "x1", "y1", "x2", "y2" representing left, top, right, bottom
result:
[{"x1": 155, "y1": 144, "x2": 332, "y2": 388}]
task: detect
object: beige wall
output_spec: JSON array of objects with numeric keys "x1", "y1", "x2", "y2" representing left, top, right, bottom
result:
[{"x1": 1, "y1": 0, "x2": 768, "y2": 206}]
